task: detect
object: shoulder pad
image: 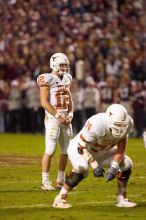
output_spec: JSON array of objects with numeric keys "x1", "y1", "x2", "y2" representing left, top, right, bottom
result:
[
  {"x1": 68, "y1": 74, "x2": 72, "y2": 81},
  {"x1": 65, "y1": 73, "x2": 72, "y2": 83},
  {"x1": 37, "y1": 73, "x2": 52, "y2": 87},
  {"x1": 90, "y1": 113, "x2": 106, "y2": 137}
]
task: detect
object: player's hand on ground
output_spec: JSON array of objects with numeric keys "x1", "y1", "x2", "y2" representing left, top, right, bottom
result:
[
  {"x1": 106, "y1": 167, "x2": 117, "y2": 181},
  {"x1": 93, "y1": 166, "x2": 105, "y2": 177}
]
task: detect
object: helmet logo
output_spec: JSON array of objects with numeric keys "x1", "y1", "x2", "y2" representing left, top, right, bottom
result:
[
  {"x1": 85, "y1": 121, "x2": 92, "y2": 131},
  {"x1": 52, "y1": 56, "x2": 59, "y2": 61},
  {"x1": 109, "y1": 111, "x2": 113, "y2": 117}
]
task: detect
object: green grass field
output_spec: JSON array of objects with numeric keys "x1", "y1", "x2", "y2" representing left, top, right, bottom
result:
[{"x1": 0, "y1": 133, "x2": 146, "y2": 220}]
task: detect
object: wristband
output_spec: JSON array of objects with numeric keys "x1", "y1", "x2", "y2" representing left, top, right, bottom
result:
[
  {"x1": 68, "y1": 112, "x2": 73, "y2": 118},
  {"x1": 54, "y1": 112, "x2": 61, "y2": 119},
  {"x1": 90, "y1": 160, "x2": 99, "y2": 169}
]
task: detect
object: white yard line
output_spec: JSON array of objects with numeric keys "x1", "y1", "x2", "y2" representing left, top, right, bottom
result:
[
  {"x1": 0, "y1": 180, "x2": 40, "y2": 184},
  {"x1": 1, "y1": 200, "x2": 146, "y2": 210},
  {"x1": 0, "y1": 204, "x2": 48, "y2": 209},
  {"x1": 0, "y1": 201, "x2": 115, "y2": 209},
  {"x1": 1, "y1": 176, "x2": 145, "y2": 184}
]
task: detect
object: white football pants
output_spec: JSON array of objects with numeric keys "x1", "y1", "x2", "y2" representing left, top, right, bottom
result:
[
  {"x1": 67, "y1": 135, "x2": 133, "y2": 174},
  {"x1": 45, "y1": 115, "x2": 73, "y2": 155}
]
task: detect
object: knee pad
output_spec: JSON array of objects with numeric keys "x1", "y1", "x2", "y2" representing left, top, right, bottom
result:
[
  {"x1": 117, "y1": 168, "x2": 131, "y2": 181},
  {"x1": 124, "y1": 156, "x2": 133, "y2": 169},
  {"x1": 45, "y1": 141, "x2": 56, "y2": 155},
  {"x1": 65, "y1": 172, "x2": 85, "y2": 188},
  {"x1": 74, "y1": 166, "x2": 88, "y2": 176},
  {"x1": 73, "y1": 161, "x2": 89, "y2": 177},
  {"x1": 119, "y1": 155, "x2": 133, "y2": 171}
]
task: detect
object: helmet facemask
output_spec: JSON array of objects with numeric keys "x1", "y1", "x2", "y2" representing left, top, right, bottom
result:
[
  {"x1": 108, "y1": 118, "x2": 128, "y2": 138},
  {"x1": 57, "y1": 63, "x2": 70, "y2": 76},
  {"x1": 106, "y1": 104, "x2": 129, "y2": 138},
  {"x1": 50, "y1": 53, "x2": 70, "y2": 76}
]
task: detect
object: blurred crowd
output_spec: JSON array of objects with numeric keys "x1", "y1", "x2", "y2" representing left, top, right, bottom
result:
[{"x1": 0, "y1": 0, "x2": 146, "y2": 137}]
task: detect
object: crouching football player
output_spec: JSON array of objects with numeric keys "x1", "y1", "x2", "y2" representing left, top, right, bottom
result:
[{"x1": 52, "y1": 104, "x2": 137, "y2": 208}]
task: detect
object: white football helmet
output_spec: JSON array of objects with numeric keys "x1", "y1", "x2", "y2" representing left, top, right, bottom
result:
[
  {"x1": 106, "y1": 104, "x2": 129, "y2": 138},
  {"x1": 50, "y1": 52, "x2": 70, "y2": 75}
]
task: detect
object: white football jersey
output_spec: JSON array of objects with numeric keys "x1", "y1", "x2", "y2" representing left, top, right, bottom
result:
[
  {"x1": 37, "y1": 73, "x2": 72, "y2": 115},
  {"x1": 77, "y1": 113, "x2": 133, "y2": 152}
]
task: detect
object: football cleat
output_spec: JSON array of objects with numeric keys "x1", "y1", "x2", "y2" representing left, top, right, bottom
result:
[
  {"x1": 41, "y1": 180, "x2": 55, "y2": 191},
  {"x1": 55, "y1": 181, "x2": 64, "y2": 190},
  {"x1": 52, "y1": 195, "x2": 72, "y2": 209},
  {"x1": 115, "y1": 195, "x2": 137, "y2": 208}
]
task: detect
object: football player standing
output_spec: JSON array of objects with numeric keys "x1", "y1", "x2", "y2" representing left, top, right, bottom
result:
[{"x1": 37, "y1": 53, "x2": 73, "y2": 190}]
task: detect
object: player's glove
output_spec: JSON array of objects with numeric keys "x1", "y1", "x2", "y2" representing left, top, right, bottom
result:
[
  {"x1": 93, "y1": 166, "x2": 105, "y2": 178},
  {"x1": 106, "y1": 167, "x2": 117, "y2": 181}
]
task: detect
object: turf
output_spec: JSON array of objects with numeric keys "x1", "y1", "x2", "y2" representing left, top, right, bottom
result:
[{"x1": 0, "y1": 133, "x2": 146, "y2": 220}]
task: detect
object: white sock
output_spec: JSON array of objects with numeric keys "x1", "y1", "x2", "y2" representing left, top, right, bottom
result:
[
  {"x1": 59, "y1": 187, "x2": 68, "y2": 196},
  {"x1": 57, "y1": 171, "x2": 65, "y2": 182},
  {"x1": 42, "y1": 172, "x2": 49, "y2": 182}
]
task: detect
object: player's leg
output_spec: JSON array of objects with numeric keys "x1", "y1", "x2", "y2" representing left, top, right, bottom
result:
[
  {"x1": 53, "y1": 137, "x2": 89, "y2": 208},
  {"x1": 99, "y1": 151, "x2": 137, "y2": 207},
  {"x1": 42, "y1": 117, "x2": 60, "y2": 190},
  {"x1": 56, "y1": 154, "x2": 68, "y2": 189},
  {"x1": 56, "y1": 124, "x2": 72, "y2": 189},
  {"x1": 115, "y1": 155, "x2": 137, "y2": 207}
]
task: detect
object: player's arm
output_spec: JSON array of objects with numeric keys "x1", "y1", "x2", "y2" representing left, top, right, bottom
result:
[
  {"x1": 78, "y1": 133, "x2": 104, "y2": 177},
  {"x1": 66, "y1": 90, "x2": 74, "y2": 124},
  {"x1": 106, "y1": 137, "x2": 127, "y2": 181},
  {"x1": 68, "y1": 90, "x2": 73, "y2": 115},
  {"x1": 114, "y1": 137, "x2": 127, "y2": 164},
  {"x1": 77, "y1": 120, "x2": 100, "y2": 170},
  {"x1": 40, "y1": 86, "x2": 56, "y2": 116}
]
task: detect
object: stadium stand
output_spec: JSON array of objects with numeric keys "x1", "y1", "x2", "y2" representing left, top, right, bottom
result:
[{"x1": 0, "y1": 0, "x2": 146, "y2": 136}]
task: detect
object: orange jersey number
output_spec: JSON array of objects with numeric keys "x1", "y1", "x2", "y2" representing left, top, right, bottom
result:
[{"x1": 55, "y1": 90, "x2": 70, "y2": 109}]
